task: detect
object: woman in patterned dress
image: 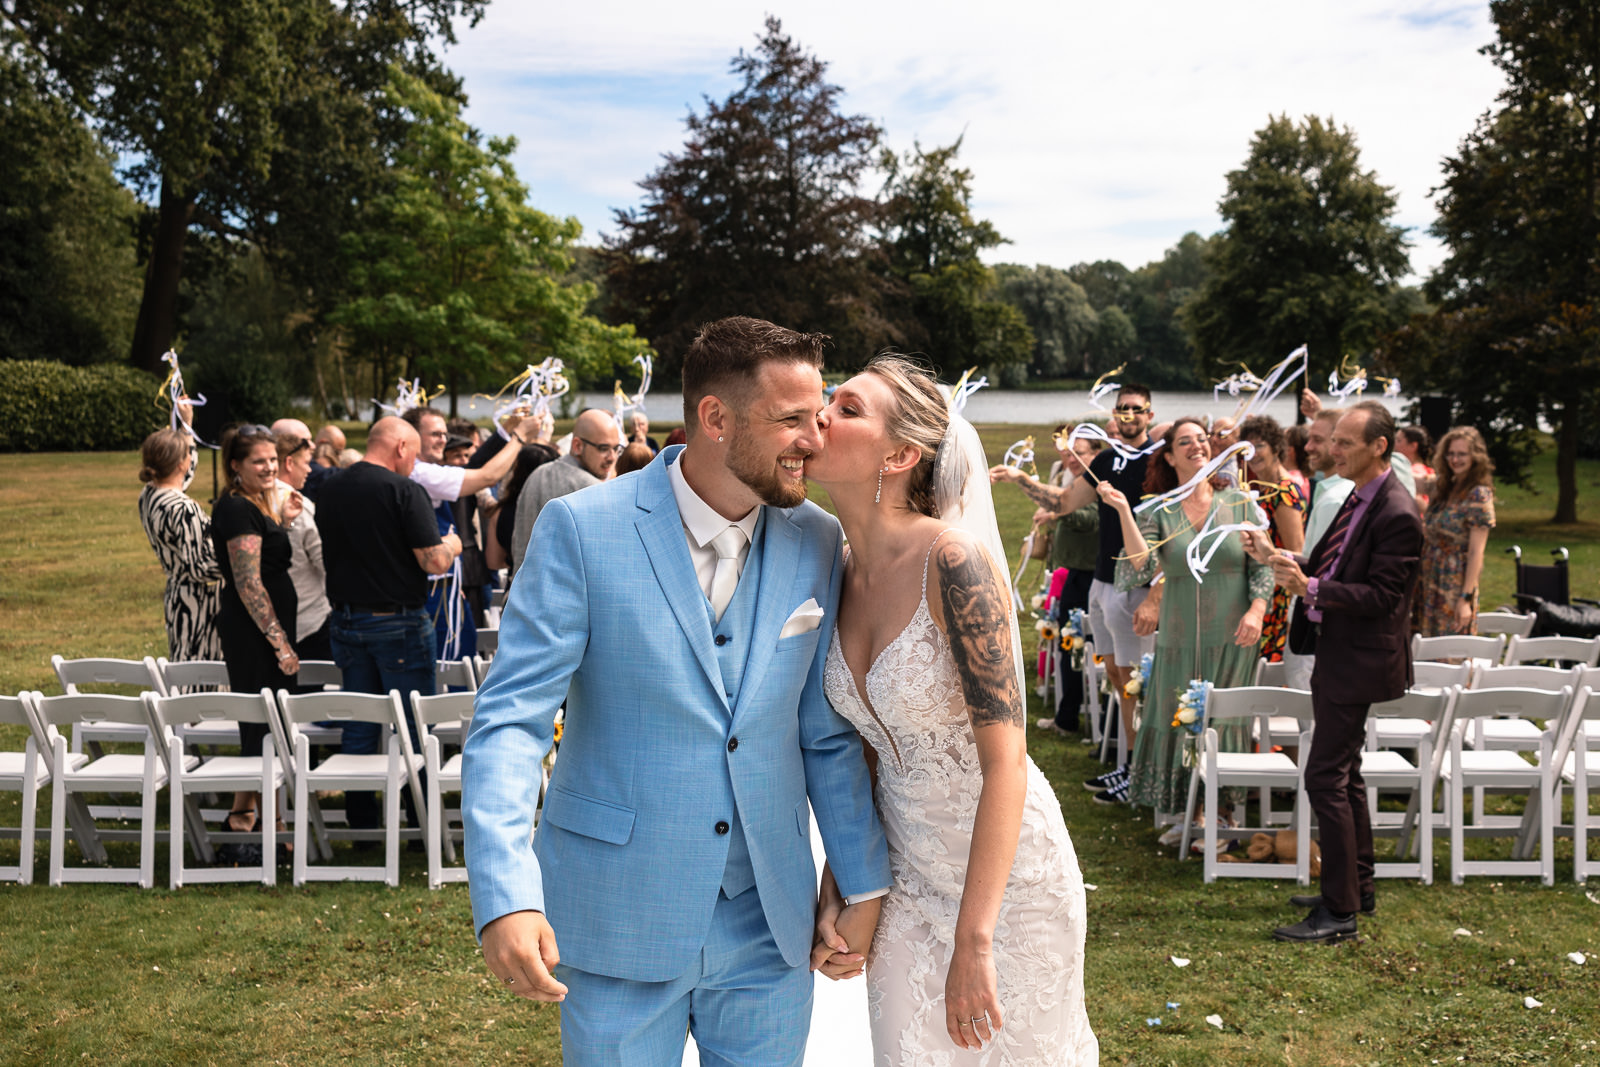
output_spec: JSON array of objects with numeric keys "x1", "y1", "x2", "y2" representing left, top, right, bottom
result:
[
  {"x1": 1239, "y1": 415, "x2": 1306, "y2": 662},
  {"x1": 1413, "y1": 426, "x2": 1495, "y2": 636},
  {"x1": 137, "y1": 415, "x2": 224, "y2": 665}
]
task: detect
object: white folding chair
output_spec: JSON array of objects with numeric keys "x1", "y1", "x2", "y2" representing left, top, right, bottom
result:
[
  {"x1": 155, "y1": 659, "x2": 238, "y2": 748},
  {"x1": 1251, "y1": 658, "x2": 1301, "y2": 756},
  {"x1": 145, "y1": 689, "x2": 289, "y2": 888},
  {"x1": 1180, "y1": 685, "x2": 1317, "y2": 884},
  {"x1": 1466, "y1": 664, "x2": 1579, "y2": 821},
  {"x1": 1412, "y1": 633, "x2": 1507, "y2": 667},
  {"x1": 1363, "y1": 687, "x2": 1454, "y2": 884},
  {"x1": 0, "y1": 694, "x2": 54, "y2": 884},
  {"x1": 489, "y1": 587, "x2": 508, "y2": 610},
  {"x1": 1440, "y1": 686, "x2": 1570, "y2": 886},
  {"x1": 1504, "y1": 634, "x2": 1600, "y2": 669},
  {"x1": 288, "y1": 661, "x2": 346, "y2": 747},
  {"x1": 476, "y1": 627, "x2": 499, "y2": 659},
  {"x1": 1372, "y1": 661, "x2": 1469, "y2": 753},
  {"x1": 1412, "y1": 660, "x2": 1473, "y2": 690},
  {"x1": 1549, "y1": 686, "x2": 1600, "y2": 883},
  {"x1": 1476, "y1": 611, "x2": 1535, "y2": 640},
  {"x1": 51, "y1": 655, "x2": 166, "y2": 756},
  {"x1": 277, "y1": 689, "x2": 427, "y2": 887},
  {"x1": 412, "y1": 691, "x2": 474, "y2": 888},
  {"x1": 35, "y1": 692, "x2": 181, "y2": 888},
  {"x1": 429, "y1": 661, "x2": 477, "y2": 748}
]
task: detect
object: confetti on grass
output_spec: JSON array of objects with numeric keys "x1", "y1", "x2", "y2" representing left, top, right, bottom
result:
[
  {"x1": 1524, "y1": 996, "x2": 1543, "y2": 1009},
  {"x1": 1205, "y1": 1014, "x2": 1224, "y2": 1030},
  {"x1": 1171, "y1": 956, "x2": 1191, "y2": 968}
]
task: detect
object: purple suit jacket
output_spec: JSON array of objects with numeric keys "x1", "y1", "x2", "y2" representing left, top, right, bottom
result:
[{"x1": 1289, "y1": 471, "x2": 1424, "y2": 705}]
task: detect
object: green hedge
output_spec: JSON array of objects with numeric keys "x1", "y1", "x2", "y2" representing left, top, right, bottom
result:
[{"x1": 0, "y1": 360, "x2": 163, "y2": 452}]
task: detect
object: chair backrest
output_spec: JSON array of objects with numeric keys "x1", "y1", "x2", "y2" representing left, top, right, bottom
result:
[
  {"x1": 1413, "y1": 660, "x2": 1473, "y2": 689},
  {"x1": 34, "y1": 692, "x2": 158, "y2": 739},
  {"x1": 435, "y1": 659, "x2": 477, "y2": 691},
  {"x1": 1449, "y1": 685, "x2": 1571, "y2": 727},
  {"x1": 1370, "y1": 686, "x2": 1453, "y2": 721},
  {"x1": 51, "y1": 655, "x2": 165, "y2": 696},
  {"x1": 409, "y1": 690, "x2": 476, "y2": 737},
  {"x1": 476, "y1": 627, "x2": 499, "y2": 656},
  {"x1": 1203, "y1": 685, "x2": 1316, "y2": 725},
  {"x1": 1253, "y1": 659, "x2": 1287, "y2": 687},
  {"x1": 1476, "y1": 611, "x2": 1536, "y2": 639},
  {"x1": 0, "y1": 693, "x2": 35, "y2": 731},
  {"x1": 275, "y1": 689, "x2": 402, "y2": 732},
  {"x1": 1551, "y1": 686, "x2": 1599, "y2": 774},
  {"x1": 1413, "y1": 634, "x2": 1506, "y2": 664},
  {"x1": 294, "y1": 661, "x2": 344, "y2": 689},
  {"x1": 1504, "y1": 634, "x2": 1600, "y2": 668},
  {"x1": 155, "y1": 658, "x2": 231, "y2": 691},
  {"x1": 1475, "y1": 664, "x2": 1582, "y2": 693},
  {"x1": 144, "y1": 688, "x2": 285, "y2": 776},
  {"x1": 490, "y1": 587, "x2": 508, "y2": 610}
]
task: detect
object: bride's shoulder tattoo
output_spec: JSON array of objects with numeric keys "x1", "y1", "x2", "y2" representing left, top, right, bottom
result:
[{"x1": 934, "y1": 538, "x2": 1023, "y2": 729}]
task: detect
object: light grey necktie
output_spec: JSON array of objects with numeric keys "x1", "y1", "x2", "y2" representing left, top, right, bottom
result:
[{"x1": 708, "y1": 526, "x2": 747, "y2": 622}]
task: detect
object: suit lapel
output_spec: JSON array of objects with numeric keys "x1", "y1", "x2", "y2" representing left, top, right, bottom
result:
[
  {"x1": 731, "y1": 506, "x2": 801, "y2": 723},
  {"x1": 634, "y1": 460, "x2": 725, "y2": 705}
]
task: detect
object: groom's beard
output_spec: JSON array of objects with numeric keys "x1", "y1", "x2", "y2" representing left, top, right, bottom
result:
[{"x1": 727, "y1": 431, "x2": 809, "y2": 508}]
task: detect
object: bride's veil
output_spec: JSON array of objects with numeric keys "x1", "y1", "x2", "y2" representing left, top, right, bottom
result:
[{"x1": 931, "y1": 412, "x2": 1029, "y2": 702}]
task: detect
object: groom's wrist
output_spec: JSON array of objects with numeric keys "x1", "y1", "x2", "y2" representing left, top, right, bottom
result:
[{"x1": 842, "y1": 886, "x2": 890, "y2": 907}]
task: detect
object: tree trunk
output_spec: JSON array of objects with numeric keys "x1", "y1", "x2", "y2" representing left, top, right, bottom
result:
[
  {"x1": 129, "y1": 178, "x2": 194, "y2": 373},
  {"x1": 1554, "y1": 403, "x2": 1579, "y2": 524},
  {"x1": 447, "y1": 366, "x2": 459, "y2": 417}
]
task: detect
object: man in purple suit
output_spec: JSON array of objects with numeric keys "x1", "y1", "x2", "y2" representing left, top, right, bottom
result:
[{"x1": 1248, "y1": 399, "x2": 1423, "y2": 944}]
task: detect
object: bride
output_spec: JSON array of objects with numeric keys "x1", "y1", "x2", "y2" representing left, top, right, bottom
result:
[{"x1": 807, "y1": 355, "x2": 1098, "y2": 1065}]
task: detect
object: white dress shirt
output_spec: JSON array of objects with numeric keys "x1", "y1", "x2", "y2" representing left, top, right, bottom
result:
[
  {"x1": 667, "y1": 454, "x2": 760, "y2": 603},
  {"x1": 410, "y1": 460, "x2": 465, "y2": 508},
  {"x1": 668, "y1": 453, "x2": 889, "y2": 908}
]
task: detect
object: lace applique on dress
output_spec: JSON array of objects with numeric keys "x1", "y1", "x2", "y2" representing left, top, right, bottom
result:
[{"x1": 823, "y1": 534, "x2": 1099, "y2": 1065}]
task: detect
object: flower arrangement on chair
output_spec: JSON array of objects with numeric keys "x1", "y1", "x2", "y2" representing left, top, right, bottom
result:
[
  {"x1": 1175, "y1": 679, "x2": 1207, "y2": 766},
  {"x1": 1059, "y1": 608, "x2": 1087, "y2": 672}
]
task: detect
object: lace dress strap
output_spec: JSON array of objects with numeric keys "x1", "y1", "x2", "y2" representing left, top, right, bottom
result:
[{"x1": 921, "y1": 526, "x2": 956, "y2": 586}]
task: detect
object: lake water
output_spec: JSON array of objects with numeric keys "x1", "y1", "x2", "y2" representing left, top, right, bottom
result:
[{"x1": 425, "y1": 388, "x2": 1409, "y2": 428}]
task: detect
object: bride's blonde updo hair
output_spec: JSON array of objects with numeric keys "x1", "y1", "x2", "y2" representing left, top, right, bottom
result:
[{"x1": 862, "y1": 353, "x2": 949, "y2": 518}]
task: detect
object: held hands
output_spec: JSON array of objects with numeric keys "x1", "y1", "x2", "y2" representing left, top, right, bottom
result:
[
  {"x1": 945, "y1": 938, "x2": 1003, "y2": 1052},
  {"x1": 811, "y1": 866, "x2": 878, "y2": 980},
  {"x1": 483, "y1": 910, "x2": 568, "y2": 1003}
]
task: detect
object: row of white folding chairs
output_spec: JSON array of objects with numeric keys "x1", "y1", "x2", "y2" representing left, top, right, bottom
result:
[
  {"x1": 2, "y1": 681, "x2": 499, "y2": 889},
  {"x1": 1412, "y1": 631, "x2": 1600, "y2": 671}
]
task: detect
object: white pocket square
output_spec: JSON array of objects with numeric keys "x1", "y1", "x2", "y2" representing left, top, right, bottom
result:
[{"x1": 778, "y1": 598, "x2": 825, "y2": 639}]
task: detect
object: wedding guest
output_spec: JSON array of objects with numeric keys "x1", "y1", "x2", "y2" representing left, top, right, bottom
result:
[
  {"x1": 614, "y1": 441, "x2": 655, "y2": 476},
  {"x1": 274, "y1": 433, "x2": 333, "y2": 667},
  {"x1": 304, "y1": 424, "x2": 346, "y2": 502},
  {"x1": 137, "y1": 410, "x2": 224, "y2": 667},
  {"x1": 1103, "y1": 417, "x2": 1271, "y2": 849},
  {"x1": 1284, "y1": 423, "x2": 1312, "y2": 502},
  {"x1": 1413, "y1": 426, "x2": 1495, "y2": 637},
  {"x1": 509, "y1": 408, "x2": 620, "y2": 573},
  {"x1": 1240, "y1": 415, "x2": 1307, "y2": 662},
  {"x1": 213, "y1": 425, "x2": 303, "y2": 840},
  {"x1": 1398, "y1": 425, "x2": 1436, "y2": 509},
  {"x1": 486, "y1": 443, "x2": 559, "y2": 574},
  {"x1": 628, "y1": 411, "x2": 660, "y2": 453}
]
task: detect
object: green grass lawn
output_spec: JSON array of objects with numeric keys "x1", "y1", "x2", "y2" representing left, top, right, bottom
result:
[{"x1": 1, "y1": 431, "x2": 1598, "y2": 1065}]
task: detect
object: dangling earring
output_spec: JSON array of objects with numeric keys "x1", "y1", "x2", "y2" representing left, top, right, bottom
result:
[{"x1": 875, "y1": 466, "x2": 885, "y2": 505}]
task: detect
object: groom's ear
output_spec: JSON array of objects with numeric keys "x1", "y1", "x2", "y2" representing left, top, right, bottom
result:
[{"x1": 696, "y1": 393, "x2": 730, "y2": 441}]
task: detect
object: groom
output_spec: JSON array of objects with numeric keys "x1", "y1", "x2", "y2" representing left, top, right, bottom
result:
[{"x1": 463, "y1": 316, "x2": 892, "y2": 1065}]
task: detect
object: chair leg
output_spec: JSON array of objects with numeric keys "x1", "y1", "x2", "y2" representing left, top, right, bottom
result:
[
  {"x1": 1450, "y1": 776, "x2": 1465, "y2": 886},
  {"x1": 428, "y1": 774, "x2": 442, "y2": 891},
  {"x1": 1541, "y1": 781, "x2": 1555, "y2": 887},
  {"x1": 386, "y1": 775, "x2": 401, "y2": 889},
  {"x1": 20, "y1": 770, "x2": 38, "y2": 887},
  {"x1": 49, "y1": 769, "x2": 66, "y2": 888},
  {"x1": 65, "y1": 794, "x2": 107, "y2": 865},
  {"x1": 293, "y1": 752, "x2": 309, "y2": 888},
  {"x1": 1178, "y1": 769, "x2": 1202, "y2": 860},
  {"x1": 262, "y1": 794, "x2": 275, "y2": 888},
  {"x1": 139, "y1": 756, "x2": 158, "y2": 890},
  {"x1": 1203, "y1": 772, "x2": 1219, "y2": 884},
  {"x1": 171, "y1": 776, "x2": 184, "y2": 891},
  {"x1": 1578, "y1": 772, "x2": 1590, "y2": 885},
  {"x1": 1419, "y1": 783, "x2": 1433, "y2": 886}
]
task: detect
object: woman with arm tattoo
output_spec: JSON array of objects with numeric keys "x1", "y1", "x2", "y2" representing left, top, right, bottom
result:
[
  {"x1": 807, "y1": 356, "x2": 1097, "y2": 1064},
  {"x1": 211, "y1": 425, "x2": 302, "y2": 849}
]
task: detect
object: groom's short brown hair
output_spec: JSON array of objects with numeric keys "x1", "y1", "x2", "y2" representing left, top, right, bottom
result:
[{"x1": 681, "y1": 317, "x2": 829, "y2": 432}]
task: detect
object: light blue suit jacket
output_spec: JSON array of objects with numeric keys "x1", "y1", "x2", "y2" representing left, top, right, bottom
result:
[{"x1": 463, "y1": 446, "x2": 890, "y2": 982}]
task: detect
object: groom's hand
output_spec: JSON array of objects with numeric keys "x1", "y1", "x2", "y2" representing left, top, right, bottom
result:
[
  {"x1": 812, "y1": 897, "x2": 882, "y2": 980},
  {"x1": 483, "y1": 910, "x2": 568, "y2": 1002}
]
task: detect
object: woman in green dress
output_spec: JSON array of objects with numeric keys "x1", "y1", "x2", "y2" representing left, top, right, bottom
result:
[{"x1": 1100, "y1": 417, "x2": 1273, "y2": 839}]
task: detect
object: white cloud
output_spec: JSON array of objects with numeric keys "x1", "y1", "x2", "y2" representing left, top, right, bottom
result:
[{"x1": 444, "y1": 0, "x2": 1504, "y2": 280}]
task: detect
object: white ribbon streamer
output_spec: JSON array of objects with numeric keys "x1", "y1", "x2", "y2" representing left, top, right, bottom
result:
[
  {"x1": 1134, "y1": 440, "x2": 1257, "y2": 515},
  {"x1": 1183, "y1": 494, "x2": 1270, "y2": 585},
  {"x1": 1002, "y1": 437, "x2": 1035, "y2": 472},
  {"x1": 156, "y1": 350, "x2": 209, "y2": 441},
  {"x1": 1064, "y1": 422, "x2": 1166, "y2": 473},
  {"x1": 612, "y1": 354, "x2": 654, "y2": 438},
  {"x1": 943, "y1": 367, "x2": 988, "y2": 415},
  {"x1": 375, "y1": 377, "x2": 443, "y2": 418},
  {"x1": 1237, "y1": 345, "x2": 1309, "y2": 421}
]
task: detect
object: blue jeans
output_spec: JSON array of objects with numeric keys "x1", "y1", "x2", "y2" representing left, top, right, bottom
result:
[{"x1": 330, "y1": 607, "x2": 436, "y2": 829}]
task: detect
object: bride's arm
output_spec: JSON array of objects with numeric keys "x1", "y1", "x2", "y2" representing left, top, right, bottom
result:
[{"x1": 931, "y1": 533, "x2": 1027, "y2": 1052}]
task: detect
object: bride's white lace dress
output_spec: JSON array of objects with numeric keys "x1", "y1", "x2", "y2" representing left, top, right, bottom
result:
[{"x1": 824, "y1": 573, "x2": 1099, "y2": 1065}]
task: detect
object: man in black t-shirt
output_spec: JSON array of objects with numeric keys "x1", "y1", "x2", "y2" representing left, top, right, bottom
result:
[
  {"x1": 317, "y1": 416, "x2": 460, "y2": 828},
  {"x1": 989, "y1": 384, "x2": 1161, "y2": 803}
]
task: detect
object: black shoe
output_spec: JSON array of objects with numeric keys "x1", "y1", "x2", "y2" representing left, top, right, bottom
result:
[
  {"x1": 1092, "y1": 781, "x2": 1131, "y2": 806},
  {"x1": 1289, "y1": 891, "x2": 1376, "y2": 916},
  {"x1": 1084, "y1": 766, "x2": 1127, "y2": 792},
  {"x1": 1272, "y1": 905, "x2": 1358, "y2": 944}
]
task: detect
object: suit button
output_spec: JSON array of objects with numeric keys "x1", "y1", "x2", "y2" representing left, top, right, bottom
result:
[
  {"x1": 715, "y1": 634, "x2": 729, "y2": 646},
  {"x1": 715, "y1": 821, "x2": 730, "y2": 835},
  {"x1": 727, "y1": 737, "x2": 739, "y2": 752}
]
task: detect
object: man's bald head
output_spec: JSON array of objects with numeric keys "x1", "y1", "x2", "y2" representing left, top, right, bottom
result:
[
  {"x1": 314, "y1": 425, "x2": 346, "y2": 450},
  {"x1": 272, "y1": 417, "x2": 312, "y2": 441},
  {"x1": 366, "y1": 416, "x2": 421, "y2": 476},
  {"x1": 570, "y1": 408, "x2": 622, "y2": 480}
]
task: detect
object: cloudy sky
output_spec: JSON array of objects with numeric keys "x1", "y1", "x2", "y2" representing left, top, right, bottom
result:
[{"x1": 442, "y1": 1, "x2": 1506, "y2": 282}]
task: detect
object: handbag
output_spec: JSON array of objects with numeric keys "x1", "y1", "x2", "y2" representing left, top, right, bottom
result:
[{"x1": 1027, "y1": 520, "x2": 1052, "y2": 562}]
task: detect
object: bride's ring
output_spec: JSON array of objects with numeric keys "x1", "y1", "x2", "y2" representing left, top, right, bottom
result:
[{"x1": 957, "y1": 1019, "x2": 972, "y2": 1028}]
